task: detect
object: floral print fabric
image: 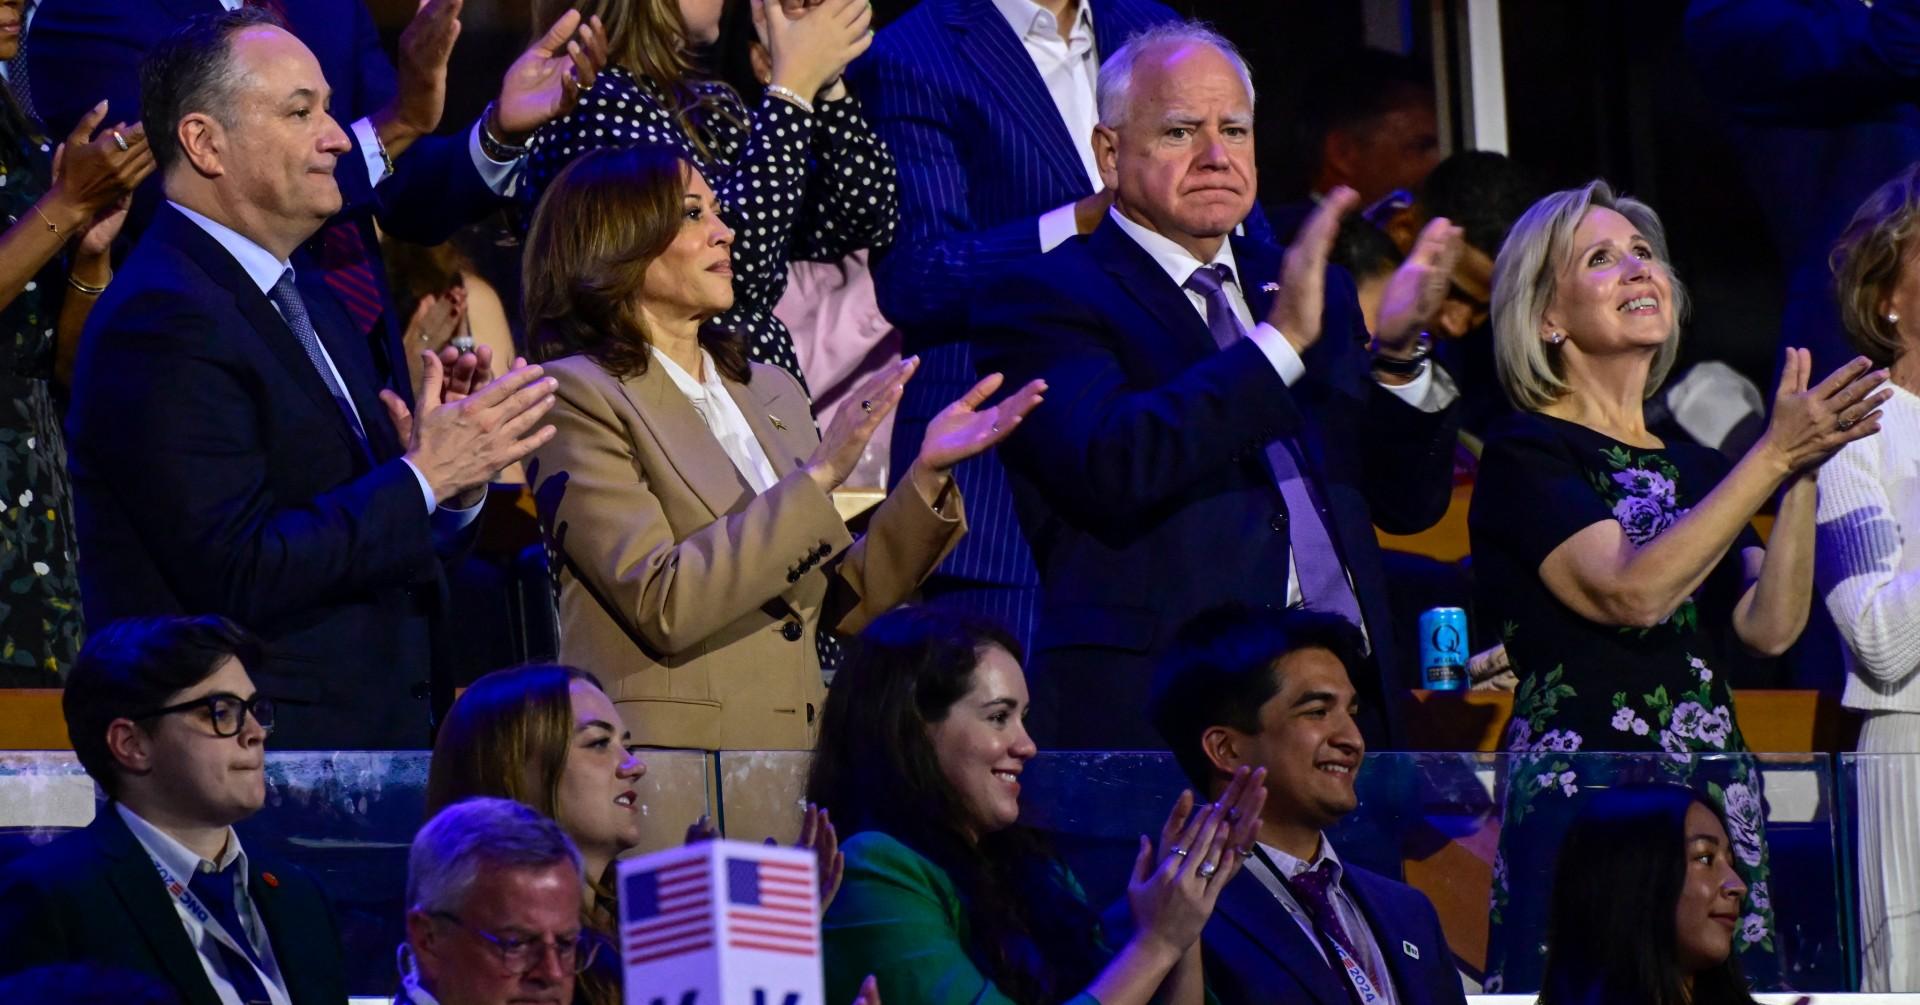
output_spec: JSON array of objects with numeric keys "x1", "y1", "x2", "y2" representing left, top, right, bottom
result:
[{"x1": 1469, "y1": 413, "x2": 1777, "y2": 990}]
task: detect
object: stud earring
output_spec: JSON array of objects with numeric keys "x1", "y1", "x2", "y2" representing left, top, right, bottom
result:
[
  {"x1": 1889, "y1": 312, "x2": 1902, "y2": 326},
  {"x1": 1547, "y1": 331, "x2": 1566, "y2": 345}
]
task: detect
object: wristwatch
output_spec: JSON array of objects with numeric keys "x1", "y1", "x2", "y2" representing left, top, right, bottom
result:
[{"x1": 1369, "y1": 331, "x2": 1431, "y2": 376}]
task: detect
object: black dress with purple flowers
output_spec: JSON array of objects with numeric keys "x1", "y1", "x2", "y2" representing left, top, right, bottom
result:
[{"x1": 1468, "y1": 412, "x2": 1777, "y2": 991}]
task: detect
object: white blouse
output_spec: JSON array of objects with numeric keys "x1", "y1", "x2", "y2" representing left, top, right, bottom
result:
[{"x1": 652, "y1": 348, "x2": 781, "y2": 495}]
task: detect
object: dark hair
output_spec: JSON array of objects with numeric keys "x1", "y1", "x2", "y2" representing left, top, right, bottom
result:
[
  {"x1": 1538, "y1": 783, "x2": 1758, "y2": 1005},
  {"x1": 64, "y1": 616, "x2": 264, "y2": 797},
  {"x1": 1420, "y1": 150, "x2": 1543, "y2": 259},
  {"x1": 138, "y1": 6, "x2": 279, "y2": 175},
  {"x1": 0, "y1": 965, "x2": 182, "y2": 1005},
  {"x1": 1149, "y1": 605, "x2": 1365, "y2": 792},
  {"x1": 521, "y1": 144, "x2": 749, "y2": 382},
  {"x1": 807, "y1": 607, "x2": 1104, "y2": 1005},
  {"x1": 1330, "y1": 217, "x2": 1403, "y2": 282}
]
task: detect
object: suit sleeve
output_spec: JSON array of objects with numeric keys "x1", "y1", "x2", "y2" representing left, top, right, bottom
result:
[
  {"x1": 1684, "y1": 0, "x2": 1920, "y2": 120},
  {"x1": 72, "y1": 286, "x2": 439, "y2": 625},
  {"x1": 1344, "y1": 272, "x2": 1458, "y2": 534},
  {"x1": 853, "y1": 46, "x2": 1054, "y2": 341},
  {"x1": 21, "y1": 0, "x2": 144, "y2": 138},
  {"x1": 974, "y1": 270, "x2": 1304, "y2": 533},
  {"x1": 527, "y1": 365, "x2": 858, "y2": 655}
]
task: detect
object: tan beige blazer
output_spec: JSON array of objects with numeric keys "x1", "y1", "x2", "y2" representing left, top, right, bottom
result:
[{"x1": 527, "y1": 354, "x2": 966, "y2": 751}]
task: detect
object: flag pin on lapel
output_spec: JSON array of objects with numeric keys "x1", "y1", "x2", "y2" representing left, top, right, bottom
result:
[
  {"x1": 1261, "y1": 282, "x2": 1281, "y2": 293},
  {"x1": 769, "y1": 415, "x2": 787, "y2": 431},
  {"x1": 1402, "y1": 940, "x2": 1419, "y2": 960},
  {"x1": 262, "y1": 872, "x2": 280, "y2": 888}
]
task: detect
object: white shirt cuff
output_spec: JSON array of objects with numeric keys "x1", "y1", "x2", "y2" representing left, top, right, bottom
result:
[
  {"x1": 1378, "y1": 360, "x2": 1459, "y2": 413},
  {"x1": 1248, "y1": 322, "x2": 1306, "y2": 386},
  {"x1": 349, "y1": 117, "x2": 390, "y2": 186},
  {"x1": 469, "y1": 120, "x2": 522, "y2": 198},
  {"x1": 1038, "y1": 201, "x2": 1081, "y2": 253}
]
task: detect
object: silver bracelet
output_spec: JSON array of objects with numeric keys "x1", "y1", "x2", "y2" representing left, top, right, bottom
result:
[{"x1": 764, "y1": 85, "x2": 815, "y2": 115}]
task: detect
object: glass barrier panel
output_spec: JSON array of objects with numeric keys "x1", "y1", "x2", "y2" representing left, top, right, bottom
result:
[{"x1": 1836, "y1": 752, "x2": 1920, "y2": 994}]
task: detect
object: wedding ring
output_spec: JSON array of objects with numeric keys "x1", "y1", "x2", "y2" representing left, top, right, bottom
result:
[
  {"x1": 860, "y1": 399, "x2": 874, "y2": 414},
  {"x1": 1170, "y1": 845, "x2": 1188, "y2": 858},
  {"x1": 991, "y1": 422, "x2": 1001, "y2": 433},
  {"x1": 1235, "y1": 847, "x2": 1254, "y2": 859},
  {"x1": 1199, "y1": 861, "x2": 1218, "y2": 878},
  {"x1": 111, "y1": 130, "x2": 129, "y2": 152}
]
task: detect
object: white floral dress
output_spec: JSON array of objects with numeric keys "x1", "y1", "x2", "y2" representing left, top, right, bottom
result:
[{"x1": 1468, "y1": 412, "x2": 1778, "y2": 990}]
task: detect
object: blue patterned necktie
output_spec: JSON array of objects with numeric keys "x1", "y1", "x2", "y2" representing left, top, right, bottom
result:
[
  {"x1": 268, "y1": 268, "x2": 370, "y2": 453},
  {"x1": 1182, "y1": 263, "x2": 1363, "y2": 628},
  {"x1": 188, "y1": 861, "x2": 274, "y2": 1005}
]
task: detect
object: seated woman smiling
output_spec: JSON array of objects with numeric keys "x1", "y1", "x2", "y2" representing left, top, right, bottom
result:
[{"x1": 520, "y1": 145, "x2": 1043, "y2": 752}]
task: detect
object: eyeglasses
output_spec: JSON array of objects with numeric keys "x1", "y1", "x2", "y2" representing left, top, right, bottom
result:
[
  {"x1": 429, "y1": 912, "x2": 600, "y2": 974},
  {"x1": 130, "y1": 692, "x2": 275, "y2": 738}
]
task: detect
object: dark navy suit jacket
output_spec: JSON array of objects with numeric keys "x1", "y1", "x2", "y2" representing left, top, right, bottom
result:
[
  {"x1": 1203, "y1": 864, "x2": 1468, "y2": 1005},
  {"x1": 1685, "y1": 0, "x2": 1920, "y2": 378},
  {"x1": 0, "y1": 808, "x2": 348, "y2": 1005},
  {"x1": 974, "y1": 218, "x2": 1458, "y2": 749},
  {"x1": 848, "y1": 0, "x2": 1179, "y2": 618},
  {"x1": 68, "y1": 204, "x2": 453, "y2": 749}
]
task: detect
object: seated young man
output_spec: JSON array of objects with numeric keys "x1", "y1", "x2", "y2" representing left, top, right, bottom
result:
[
  {"x1": 1149, "y1": 604, "x2": 1470, "y2": 1005},
  {"x1": 0, "y1": 616, "x2": 345, "y2": 1005}
]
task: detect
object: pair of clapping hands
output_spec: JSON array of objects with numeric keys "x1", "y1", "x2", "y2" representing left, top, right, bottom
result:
[{"x1": 1127, "y1": 767, "x2": 1270, "y2": 954}]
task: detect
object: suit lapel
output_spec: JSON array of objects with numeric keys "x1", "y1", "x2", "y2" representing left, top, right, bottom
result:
[
  {"x1": 296, "y1": 255, "x2": 393, "y2": 465},
  {"x1": 946, "y1": 0, "x2": 1092, "y2": 197},
  {"x1": 617, "y1": 363, "x2": 756, "y2": 519},
  {"x1": 1086, "y1": 217, "x2": 1220, "y2": 361},
  {"x1": 94, "y1": 811, "x2": 226, "y2": 1005},
  {"x1": 1214, "y1": 869, "x2": 1357, "y2": 1005},
  {"x1": 1233, "y1": 235, "x2": 1283, "y2": 329},
  {"x1": 1344, "y1": 871, "x2": 1422, "y2": 1004},
  {"x1": 723, "y1": 371, "x2": 809, "y2": 479},
  {"x1": 249, "y1": 857, "x2": 319, "y2": 1003}
]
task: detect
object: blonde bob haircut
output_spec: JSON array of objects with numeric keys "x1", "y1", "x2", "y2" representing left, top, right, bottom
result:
[
  {"x1": 1489, "y1": 179, "x2": 1689, "y2": 412},
  {"x1": 1830, "y1": 162, "x2": 1920, "y2": 367}
]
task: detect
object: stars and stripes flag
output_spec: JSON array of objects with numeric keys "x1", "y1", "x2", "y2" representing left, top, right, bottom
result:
[
  {"x1": 622, "y1": 857, "x2": 714, "y2": 966},
  {"x1": 724, "y1": 856, "x2": 817, "y2": 956}
]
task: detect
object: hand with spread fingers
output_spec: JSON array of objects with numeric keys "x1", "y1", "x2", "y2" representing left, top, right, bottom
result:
[
  {"x1": 1374, "y1": 215, "x2": 1466, "y2": 350},
  {"x1": 906, "y1": 372, "x2": 1046, "y2": 504},
  {"x1": 395, "y1": 357, "x2": 559, "y2": 506},
  {"x1": 375, "y1": 0, "x2": 462, "y2": 156},
  {"x1": 806, "y1": 356, "x2": 920, "y2": 494},
  {"x1": 1756, "y1": 350, "x2": 1889, "y2": 476},
  {"x1": 1265, "y1": 186, "x2": 1361, "y2": 356},
  {"x1": 493, "y1": 9, "x2": 608, "y2": 142}
]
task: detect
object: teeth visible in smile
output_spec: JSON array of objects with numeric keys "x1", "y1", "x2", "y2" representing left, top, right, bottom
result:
[
  {"x1": 992, "y1": 771, "x2": 1018, "y2": 783},
  {"x1": 1318, "y1": 764, "x2": 1351, "y2": 775},
  {"x1": 614, "y1": 792, "x2": 637, "y2": 807},
  {"x1": 1621, "y1": 296, "x2": 1657, "y2": 311}
]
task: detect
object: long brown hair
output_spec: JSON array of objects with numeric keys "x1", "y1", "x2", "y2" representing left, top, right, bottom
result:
[
  {"x1": 521, "y1": 144, "x2": 749, "y2": 382},
  {"x1": 531, "y1": 0, "x2": 747, "y2": 157}
]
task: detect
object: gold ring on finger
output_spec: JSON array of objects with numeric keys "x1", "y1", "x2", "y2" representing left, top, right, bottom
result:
[{"x1": 112, "y1": 130, "x2": 129, "y2": 152}]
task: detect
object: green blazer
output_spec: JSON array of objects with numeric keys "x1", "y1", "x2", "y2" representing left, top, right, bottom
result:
[{"x1": 822, "y1": 831, "x2": 1102, "y2": 1005}]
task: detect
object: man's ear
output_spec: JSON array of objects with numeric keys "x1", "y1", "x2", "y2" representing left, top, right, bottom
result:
[
  {"x1": 1093, "y1": 124, "x2": 1120, "y2": 192},
  {"x1": 1201, "y1": 725, "x2": 1245, "y2": 779},
  {"x1": 104, "y1": 718, "x2": 155, "y2": 780},
  {"x1": 178, "y1": 112, "x2": 227, "y2": 179},
  {"x1": 405, "y1": 910, "x2": 440, "y2": 970}
]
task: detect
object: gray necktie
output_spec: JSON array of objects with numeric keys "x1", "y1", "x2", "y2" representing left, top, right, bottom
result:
[
  {"x1": 268, "y1": 268, "x2": 370, "y2": 453},
  {"x1": 1182, "y1": 263, "x2": 1364, "y2": 628}
]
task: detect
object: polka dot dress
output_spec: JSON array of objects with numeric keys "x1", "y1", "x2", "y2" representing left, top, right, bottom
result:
[{"x1": 526, "y1": 67, "x2": 900, "y2": 389}]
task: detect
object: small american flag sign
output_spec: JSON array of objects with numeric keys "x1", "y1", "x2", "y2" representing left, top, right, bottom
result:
[{"x1": 725, "y1": 857, "x2": 817, "y2": 955}]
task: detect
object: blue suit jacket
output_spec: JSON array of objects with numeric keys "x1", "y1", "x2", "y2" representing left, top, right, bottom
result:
[
  {"x1": 0, "y1": 809, "x2": 347, "y2": 1005},
  {"x1": 1203, "y1": 866, "x2": 1468, "y2": 1005},
  {"x1": 1685, "y1": 0, "x2": 1920, "y2": 378},
  {"x1": 973, "y1": 218, "x2": 1458, "y2": 749},
  {"x1": 68, "y1": 204, "x2": 452, "y2": 749},
  {"x1": 848, "y1": 0, "x2": 1179, "y2": 611}
]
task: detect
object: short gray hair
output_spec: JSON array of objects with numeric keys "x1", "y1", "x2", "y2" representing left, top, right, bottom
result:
[
  {"x1": 1489, "y1": 179, "x2": 1689, "y2": 412},
  {"x1": 1097, "y1": 22, "x2": 1256, "y2": 129},
  {"x1": 407, "y1": 798, "x2": 584, "y2": 915}
]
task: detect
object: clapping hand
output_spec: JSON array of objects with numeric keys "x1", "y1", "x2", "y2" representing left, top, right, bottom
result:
[
  {"x1": 45, "y1": 103, "x2": 152, "y2": 235},
  {"x1": 1374, "y1": 216, "x2": 1465, "y2": 350},
  {"x1": 493, "y1": 9, "x2": 607, "y2": 141},
  {"x1": 1128, "y1": 778, "x2": 1265, "y2": 956},
  {"x1": 1264, "y1": 187, "x2": 1360, "y2": 356},
  {"x1": 376, "y1": 0, "x2": 462, "y2": 154},
  {"x1": 386, "y1": 354, "x2": 557, "y2": 507},
  {"x1": 760, "y1": 0, "x2": 872, "y2": 100},
  {"x1": 1756, "y1": 350, "x2": 1888, "y2": 477},
  {"x1": 902, "y1": 372, "x2": 1045, "y2": 508},
  {"x1": 792, "y1": 803, "x2": 844, "y2": 912},
  {"x1": 804, "y1": 357, "x2": 917, "y2": 494}
]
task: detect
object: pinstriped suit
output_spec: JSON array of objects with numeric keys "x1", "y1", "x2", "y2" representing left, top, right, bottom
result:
[{"x1": 849, "y1": 0, "x2": 1178, "y2": 646}]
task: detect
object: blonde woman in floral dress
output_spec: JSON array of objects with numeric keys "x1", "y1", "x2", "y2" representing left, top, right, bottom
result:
[{"x1": 1467, "y1": 180, "x2": 1887, "y2": 992}]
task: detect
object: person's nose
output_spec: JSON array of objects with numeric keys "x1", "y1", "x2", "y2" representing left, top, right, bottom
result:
[
  {"x1": 619, "y1": 749, "x2": 645, "y2": 780},
  {"x1": 318, "y1": 113, "x2": 351, "y2": 155}
]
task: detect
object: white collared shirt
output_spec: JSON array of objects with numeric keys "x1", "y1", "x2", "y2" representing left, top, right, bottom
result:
[
  {"x1": 991, "y1": 0, "x2": 1101, "y2": 192},
  {"x1": 652, "y1": 348, "x2": 781, "y2": 494},
  {"x1": 1247, "y1": 835, "x2": 1400, "y2": 1005},
  {"x1": 214, "y1": 0, "x2": 522, "y2": 196},
  {"x1": 116, "y1": 804, "x2": 293, "y2": 1005},
  {"x1": 167, "y1": 201, "x2": 482, "y2": 533}
]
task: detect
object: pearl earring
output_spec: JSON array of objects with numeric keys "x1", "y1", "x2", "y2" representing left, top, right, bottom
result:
[
  {"x1": 1547, "y1": 331, "x2": 1567, "y2": 345},
  {"x1": 1889, "y1": 312, "x2": 1902, "y2": 325}
]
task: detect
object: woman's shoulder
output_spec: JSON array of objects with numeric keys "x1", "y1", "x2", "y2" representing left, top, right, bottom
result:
[
  {"x1": 842, "y1": 830, "x2": 938, "y2": 872},
  {"x1": 1478, "y1": 411, "x2": 1583, "y2": 469}
]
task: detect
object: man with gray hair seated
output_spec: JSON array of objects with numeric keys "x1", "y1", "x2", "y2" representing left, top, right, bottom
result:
[
  {"x1": 397, "y1": 798, "x2": 589, "y2": 1005},
  {"x1": 974, "y1": 21, "x2": 1466, "y2": 751}
]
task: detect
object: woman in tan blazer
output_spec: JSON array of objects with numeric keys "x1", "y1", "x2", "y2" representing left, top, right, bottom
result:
[{"x1": 520, "y1": 146, "x2": 1044, "y2": 751}]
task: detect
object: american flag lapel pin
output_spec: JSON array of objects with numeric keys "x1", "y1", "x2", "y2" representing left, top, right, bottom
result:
[{"x1": 1402, "y1": 940, "x2": 1420, "y2": 960}]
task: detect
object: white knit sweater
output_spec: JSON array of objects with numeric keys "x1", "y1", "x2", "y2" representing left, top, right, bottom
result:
[{"x1": 1817, "y1": 382, "x2": 1920, "y2": 713}]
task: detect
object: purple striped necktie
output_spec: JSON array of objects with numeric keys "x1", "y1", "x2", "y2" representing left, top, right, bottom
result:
[
  {"x1": 315, "y1": 220, "x2": 385, "y2": 336},
  {"x1": 1182, "y1": 263, "x2": 1364, "y2": 629}
]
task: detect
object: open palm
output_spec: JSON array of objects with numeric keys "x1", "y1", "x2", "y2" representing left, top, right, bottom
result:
[{"x1": 916, "y1": 373, "x2": 1046, "y2": 472}]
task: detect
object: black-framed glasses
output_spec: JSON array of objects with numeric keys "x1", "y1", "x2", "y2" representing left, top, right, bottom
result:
[
  {"x1": 130, "y1": 692, "x2": 275, "y2": 737},
  {"x1": 429, "y1": 911, "x2": 599, "y2": 974}
]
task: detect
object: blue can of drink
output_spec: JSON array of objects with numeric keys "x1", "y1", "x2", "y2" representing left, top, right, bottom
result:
[{"x1": 1419, "y1": 606, "x2": 1468, "y2": 691}]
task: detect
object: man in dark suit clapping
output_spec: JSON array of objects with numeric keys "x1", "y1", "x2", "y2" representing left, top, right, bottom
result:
[
  {"x1": 0, "y1": 616, "x2": 350, "y2": 1003},
  {"x1": 1150, "y1": 605, "x2": 1470, "y2": 1005},
  {"x1": 66, "y1": 9, "x2": 558, "y2": 748}
]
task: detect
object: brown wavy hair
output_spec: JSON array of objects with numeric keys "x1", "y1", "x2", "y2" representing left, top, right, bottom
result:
[
  {"x1": 521, "y1": 144, "x2": 748, "y2": 382},
  {"x1": 1831, "y1": 162, "x2": 1920, "y2": 367}
]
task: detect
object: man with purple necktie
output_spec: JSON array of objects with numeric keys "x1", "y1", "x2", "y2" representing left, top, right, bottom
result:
[{"x1": 974, "y1": 22, "x2": 1463, "y2": 750}]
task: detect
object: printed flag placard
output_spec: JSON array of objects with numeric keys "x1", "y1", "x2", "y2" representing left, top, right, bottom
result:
[{"x1": 620, "y1": 839, "x2": 824, "y2": 1005}]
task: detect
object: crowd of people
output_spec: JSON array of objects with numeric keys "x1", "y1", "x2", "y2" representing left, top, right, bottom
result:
[{"x1": 0, "y1": 0, "x2": 1917, "y2": 1000}]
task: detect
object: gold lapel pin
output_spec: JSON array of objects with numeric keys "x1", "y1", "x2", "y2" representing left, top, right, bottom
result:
[{"x1": 769, "y1": 415, "x2": 787, "y2": 431}]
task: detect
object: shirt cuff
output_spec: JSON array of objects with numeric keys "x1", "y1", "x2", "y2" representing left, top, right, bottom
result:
[
  {"x1": 349, "y1": 117, "x2": 390, "y2": 186},
  {"x1": 1377, "y1": 360, "x2": 1460, "y2": 413},
  {"x1": 1248, "y1": 322, "x2": 1306, "y2": 386},
  {"x1": 468, "y1": 120, "x2": 522, "y2": 198},
  {"x1": 405, "y1": 458, "x2": 486, "y2": 535},
  {"x1": 1038, "y1": 201, "x2": 1080, "y2": 253}
]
